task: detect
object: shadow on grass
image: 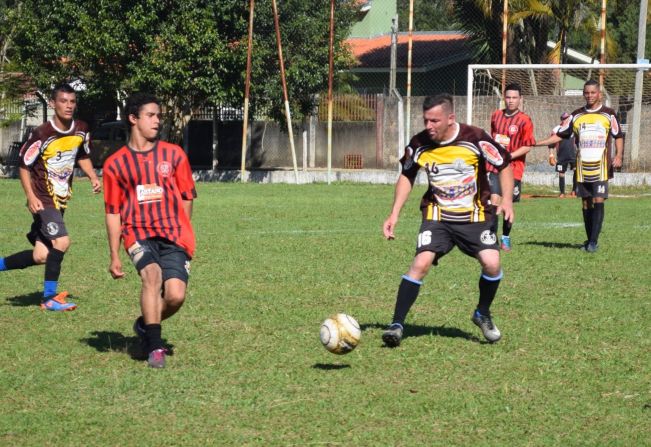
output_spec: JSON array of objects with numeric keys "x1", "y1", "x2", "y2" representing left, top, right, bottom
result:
[
  {"x1": 5, "y1": 291, "x2": 42, "y2": 307},
  {"x1": 80, "y1": 330, "x2": 174, "y2": 361},
  {"x1": 523, "y1": 241, "x2": 583, "y2": 250},
  {"x1": 361, "y1": 322, "x2": 483, "y2": 344},
  {"x1": 312, "y1": 363, "x2": 351, "y2": 370}
]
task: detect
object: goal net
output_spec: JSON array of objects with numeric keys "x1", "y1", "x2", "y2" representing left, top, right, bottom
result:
[{"x1": 467, "y1": 64, "x2": 651, "y2": 171}]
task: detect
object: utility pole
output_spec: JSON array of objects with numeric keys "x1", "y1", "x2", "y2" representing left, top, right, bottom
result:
[{"x1": 630, "y1": 0, "x2": 648, "y2": 167}]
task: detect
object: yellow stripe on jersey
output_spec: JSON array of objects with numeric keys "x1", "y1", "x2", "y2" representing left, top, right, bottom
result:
[
  {"x1": 42, "y1": 135, "x2": 84, "y2": 159},
  {"x1": 415, "y1": 146, "x2": 479, "y2": 167}
]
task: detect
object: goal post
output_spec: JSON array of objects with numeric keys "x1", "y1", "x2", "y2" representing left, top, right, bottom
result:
[{"x1": 467, "y1": 63, "x2": 651, "y2": 171}]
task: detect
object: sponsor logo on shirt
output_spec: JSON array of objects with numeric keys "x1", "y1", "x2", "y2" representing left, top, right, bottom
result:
[
  {"x1": 136, "y1": 184, "x2": 164, "y2": 203},
  {"x1": 23, "y1": 141, "x2": 42, "y2": 166},
  {"x1": 479, "y1": 141, "x2": 504, "y2": 167},
  {"x1": 494, "y1": 133, "x2": 510, "y2": 147}
]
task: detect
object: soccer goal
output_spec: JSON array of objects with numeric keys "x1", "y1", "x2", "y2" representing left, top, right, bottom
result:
[{"x1": 467, "y1": 63, "x2": 651, "y2": 170}]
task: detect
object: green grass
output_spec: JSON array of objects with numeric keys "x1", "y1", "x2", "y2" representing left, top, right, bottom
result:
[{"x1": 0, "y1": 179, "x2": 650, "y2": 446}]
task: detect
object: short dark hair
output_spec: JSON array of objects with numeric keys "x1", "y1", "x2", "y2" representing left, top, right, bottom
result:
[
  {"x1": 124, "y1": 92, "x2": 160, "y2": 126},
  {"x1": 423, "y1": 93, "x2": 454, "y2": 113},
  {"x1": 584, "y1": 79, "x2": 599, "y2": 89},
  {"x1": 504, "y1": 83, "x2": 522, "y2": 95},
  {"x1": 50, "y1": 82, "x2": 76, "y2": 100}
]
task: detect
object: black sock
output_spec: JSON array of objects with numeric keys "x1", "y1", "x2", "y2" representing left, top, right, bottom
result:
[
  {"x1": 590, "y1": 203, "x2": 605, "y2": 244},
  {"x1": 491, "y1": 214, "x2": 499, "y2": 235},
  {"x1": 502, "y1": 219, "x2": 512, "y2": 237},
  {"x1": 3, "y1": 250, "x2": 37, "y2": 270},
  {"x1": 391, "y1": 276, "x2": 422, "y2": 325},
  {"x1": 477, "y1": 271, "x2": 502, "y2": 316},
  {"x1": 559, "y1": 176, "x2": 565, "y2": 194},
  {"x1": 144, "y1": 324, "x2": 163, "y2": 352},
  {"x1": 582, "y1": 208, "x2": 593, "y2": 241},
  {"x1": 44, "y1": 248, "x2": 65, "y2": 282}
]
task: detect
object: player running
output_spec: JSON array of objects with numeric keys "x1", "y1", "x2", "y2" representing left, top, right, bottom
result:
[
  {"x1": 487, "y1": 83, "x2": 535, "y2": 251},
  {"x1": 535, "y1": 80, "x2": 623, "y2": 253},
  {"x1": 382, "y1": 94, "x2": 514, "y2": 347},
  {"x1": 0, "y1": 82, "x2": 101, "y2": 310},
  {"x1": 103, "y1": 93, "x2": 197, "y2": 368}
]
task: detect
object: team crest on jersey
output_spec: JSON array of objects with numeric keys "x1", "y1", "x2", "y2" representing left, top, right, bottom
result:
[
  {"x1": 479, "y1": 141, "x2": 504, "y2": 166},
  {"x1": 480, "y1": 230, "x2": 497, "y2": 245},
  {"x1": 46, "y1": 222, "x2": 59, "y2": 236},
  {"x1": 23, "y1": 140, "x2": 42, "y2": 165},
  {"x1": 157, "y1": 161, "x2": 172, "y2": 177},
  {"x1": 508, "y1": 124, "x2": 518, "y2": 135}
]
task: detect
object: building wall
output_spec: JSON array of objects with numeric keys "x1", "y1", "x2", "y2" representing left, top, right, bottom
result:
[{"x1": 349, "y1": 0, "x2": 397, "y2": 38}]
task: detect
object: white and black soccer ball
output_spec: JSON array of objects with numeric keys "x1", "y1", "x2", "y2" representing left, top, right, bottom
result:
[{"x1": 319, "y1": 313, "x2": 361, "y2": 355}]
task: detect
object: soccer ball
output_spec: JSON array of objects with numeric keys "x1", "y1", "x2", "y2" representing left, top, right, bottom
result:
[{"x1": 319, "y1": 313, "x2": 361, "y2": 355}]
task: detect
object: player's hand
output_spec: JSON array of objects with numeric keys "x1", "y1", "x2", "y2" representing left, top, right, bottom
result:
[
  {"x1": 26, "y1": 195, "x2": 44, "y2": 214},
  {"x1": 497, "y1": 200, "x2": 514, "y2": 224},
  {"x1": 612, "y1": 155, "x2": 623, "y2": 169},
  {"x1": 383, "y1": 215, "x2": 398, "y2": 240},
  {"x1": 109, "y1": 259, "x2": 125, "y2": 279},
  {"x1": 548, "y1": 154, "x2": 556, "y2": 166},
  {"x1": 90, "y1": 177, "x2": 101, "y2": 194}
]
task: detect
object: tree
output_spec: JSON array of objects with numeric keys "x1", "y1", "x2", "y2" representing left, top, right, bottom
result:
[
  {"x1": 12, "y1": 0, "x2": 356, "y2": 142},
  {"x1": 397, "y1": 0, "x2": 457, "y2": 32}
]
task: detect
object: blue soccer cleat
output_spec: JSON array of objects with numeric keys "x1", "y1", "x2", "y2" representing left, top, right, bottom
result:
[{"x1": 40, "y1": 291, "x2": 77, "y2": 312}]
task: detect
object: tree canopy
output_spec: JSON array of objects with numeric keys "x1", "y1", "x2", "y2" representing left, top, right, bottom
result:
[{"x1": 10, "y1": 0, "x2": 356, "y2": 141}]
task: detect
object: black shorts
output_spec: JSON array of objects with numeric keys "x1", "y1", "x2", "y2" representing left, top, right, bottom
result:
[
  {"x1": 555, "y1": 161, "x2": 575, "y2": 173},
  {"x1": 576, "y1": 181, "x2": 608, "y2": 199},
  {"x1": 488, "y1": 172, "x2": 521, "y2": 203},
  {"x1": 26, "y1": 208, "x2": 68, "y2": 246},
  {"x1": 127, "y1": 238, "x2": 191, "y2": 283},
  {"x1": 415, "y1": 220, "x2": 499, "y2": 263}
]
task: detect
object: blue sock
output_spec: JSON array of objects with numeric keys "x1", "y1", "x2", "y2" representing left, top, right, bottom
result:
[
  {"x1": 0, "y1": 258, "x2": 6, "y2": 271},
  {"x1": 43, "y1": 280, "x2": 58, "y2": 299}
]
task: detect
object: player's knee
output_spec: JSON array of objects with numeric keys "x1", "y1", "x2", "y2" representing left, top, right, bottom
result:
[
  {"x1": 165, "y1": 290, "x2": 186, "y2": 309},
  {"x1": 52, "y1": 236, "x2": 71, "y2": 252},
  {"x1": 33, "y1": 251, "x2": 48, "y2": 264},
  {"x1": 140, "y1": 264, "x2": 163, "y2": 288}
]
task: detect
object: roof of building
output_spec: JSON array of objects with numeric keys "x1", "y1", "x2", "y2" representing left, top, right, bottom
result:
[{"x1": 346, "y1": 32, "x2": 471, "y2": 72}]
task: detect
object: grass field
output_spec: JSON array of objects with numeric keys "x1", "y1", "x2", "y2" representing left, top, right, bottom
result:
[{"x1": 0, "y1": 178, "x2": 650, "y2": 446}]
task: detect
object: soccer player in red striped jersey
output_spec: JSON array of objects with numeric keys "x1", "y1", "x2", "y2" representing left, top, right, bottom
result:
[
  {"x1": 487, "y1": 83, "x2": 535, "y2": 251},
  {"x1": 103, "y1": 93, "x2": 197, "y2": 368}
]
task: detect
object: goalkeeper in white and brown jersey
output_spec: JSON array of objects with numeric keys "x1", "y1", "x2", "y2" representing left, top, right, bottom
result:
[
  {"x1": 381, "y1": 94, "x2": 514, "y2": 347},
  {"x1": 0, "y1": 83, "x2": 100, "y2": 311},
  {"x1": 536, "y1": 80, "x2": 623, "y2": 253}
]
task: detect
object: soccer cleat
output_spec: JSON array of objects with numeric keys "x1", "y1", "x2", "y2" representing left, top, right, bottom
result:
[
  {"x1": 148, "y1": 348, "x2": 167, "y2": 368},
  {"x1": 472, "y1": 310, "x2": 501, "y2": 343},
  {"x1": 559, "y1": 193, "x2": 566, "y2": 198},
  {"x1": 500, "y1": 235, "x2": 511, "y2": 252},
  {"x1": 382, "y1": 323, "x2": 404, "y2": 348},
  {"x1": 40, "y1": 291, "x2": 77, "y2": 312},
  {"x1": 585, "y1": 242, "x2": 599, "y2": 253},
  {"x1": 133, "y1": 316, "x2": 146, "y2": 339}
]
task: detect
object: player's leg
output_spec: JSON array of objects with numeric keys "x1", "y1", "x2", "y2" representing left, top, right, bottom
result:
[
  {"x1": 1, "y1": 214, "x2": 51, "y2": 271},
  {"x1": 139, "y1": 262, "x2": 166, "y2": 367},
  {"x1": 382, "y1": 221, "x2": 451, "y2": 347},
  {"x1": 487, "y1": 172, "x2": 502, "y2": 235},
  {"x1": 500, "y1": 180, "x2": 520, "y2": 251},
  {"x1": 34, "y1": 209, "x2": 76, "y2": 311},
  {"x1": 587, "y1": 182, "x2": 608, "y2": 252},
  {"x1": 473, "y1": 249, "x2": 502, "y2": 342},
  {"x1": 158, "y1": 243, "x2": 191, "y2": 321},
  {"x1": 455, "y1": 221, "x2": 502, "y2": 342},
  {"x1": 556, "y1": 162, "x2": 567, "y2": 197},
  {"x1": 577, "y1": 183, "x2": 594, "y2": 248}
]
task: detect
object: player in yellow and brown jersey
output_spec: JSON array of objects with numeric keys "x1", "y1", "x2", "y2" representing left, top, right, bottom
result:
[
  {"x1": 536, "y1": 80, "x2": 624, "y2": 253},
  {"x1": 0, "y1": 83, "x2": 100, "y2": 310},
  {"x1": 381, "y1": 94, "x2": 514, "y2": 346}
]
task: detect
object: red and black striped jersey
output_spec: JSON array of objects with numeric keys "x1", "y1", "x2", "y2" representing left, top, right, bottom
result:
[
  {"x1": 401, "y1": 123, "x2": 511, "y2": 223},
  {"x1": 103, "y1": 140, "x2": 197, "y2": 258},
  {"x1": 488, "y1": 109, "x2": 535, "y2": 180},
  {"x1": 19, "y1": 120, "x2": 92, "y2": 209},
  {"x1": 556, "y1": 105, "x2": 623, "y2": 182}
]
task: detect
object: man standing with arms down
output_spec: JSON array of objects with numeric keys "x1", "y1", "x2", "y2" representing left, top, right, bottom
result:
[
  {"x1": 0, "y1": 82, "x2": 100, "y2": 311},
  {"x1": 103, "y1": 93, "x2": 197, "y2": 368},
  {"x1": 488, "y1": 83, "x2": 535, "y2": 251},
  {"x1": 535, "y1": 80, "x2": 623, "y2": 252},
  {"x1": 382, "y1": 94, "x2": 514, "y2": 347}
]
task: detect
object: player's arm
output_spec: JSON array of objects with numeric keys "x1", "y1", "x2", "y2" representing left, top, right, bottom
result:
[
  {"x1": 612, "y1": 137, "x2": 624, "y2": 169},
  {"x1": 182, "y1": 200, "x2": 193, "y2": 220},
  {"x1": 509, "y1": 145, "x2": 532, "y2": 159},
  {"x1": 105, "y1": 213, "x2": 125, "y2": 279},
  {"x1": 535, "y1": 134, "x2": 561, "y2": 147},
  {"x1": 383, "y1": 174, "x2": 413, "y2": 240},
  {"x1": 77, "y1": 158, "x2": 101, "y2": 193},
  {"x1": 496, "y1": 164, "x2": 514, "y2": 223},
  {"x1": 18, "y1": 166, "x2": 43, "y2": 213}
]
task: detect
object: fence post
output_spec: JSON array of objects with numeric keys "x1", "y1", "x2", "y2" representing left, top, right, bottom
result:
[{"x1": 375, "y1": 94, "x2": 384, "y2": 169}]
